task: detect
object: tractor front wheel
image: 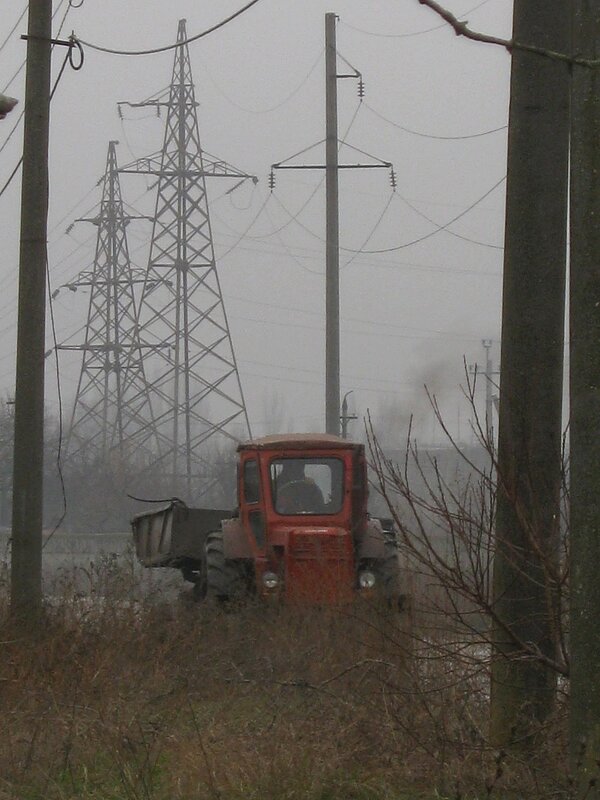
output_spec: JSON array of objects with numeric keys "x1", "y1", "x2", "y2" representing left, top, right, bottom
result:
[
  {"x1": 373, "y1": 538, "x2": 406, "y2": 609},
  {"x1": 205, "y1": 529, "x2": 250, "y2": 603}
]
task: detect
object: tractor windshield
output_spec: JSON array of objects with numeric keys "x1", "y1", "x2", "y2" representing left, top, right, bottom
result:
[{"x1": 270, "y1": 457, "x2": 344, "y2": 515}]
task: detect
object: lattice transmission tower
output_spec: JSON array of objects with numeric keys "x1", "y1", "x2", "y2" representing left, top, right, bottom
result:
[
  {"x1": 61, "y1": 140, "x2": 158, "y2": 466},
  {"x1": 118, "y1": 19, "x2": 255, "y2": 498}
]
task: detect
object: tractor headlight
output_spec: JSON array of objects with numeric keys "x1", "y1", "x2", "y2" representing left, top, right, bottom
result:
[
  {"x1": 262, "y1": 571, "x2": 279, "y2": 590},
  {"x1": 358, "y1": 570, "x2": 376, "y2": 590}
]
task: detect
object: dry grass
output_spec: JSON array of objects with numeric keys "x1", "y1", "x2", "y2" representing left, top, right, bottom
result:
[{"x1": 0, "y1": 564, "x2": 569, "y2": 800}]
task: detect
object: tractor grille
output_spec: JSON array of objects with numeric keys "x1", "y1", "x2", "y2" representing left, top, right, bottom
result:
[{"x1": 289, "y1": 533, "x2": 350, "y2": 561}]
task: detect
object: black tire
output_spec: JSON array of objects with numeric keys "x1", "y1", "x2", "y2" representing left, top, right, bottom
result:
[{"x1": 205, "y1": 529, "x2": 249, "y2": 602}]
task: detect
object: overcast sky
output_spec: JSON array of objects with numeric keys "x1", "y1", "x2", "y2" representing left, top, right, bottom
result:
[{"x1": 0, "y1": 0, "x2": 512, "y2": 445}]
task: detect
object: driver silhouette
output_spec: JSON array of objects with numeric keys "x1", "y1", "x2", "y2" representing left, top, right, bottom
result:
[{"x1": 276, "y1": 461, "x2": 325, "y2": 513}]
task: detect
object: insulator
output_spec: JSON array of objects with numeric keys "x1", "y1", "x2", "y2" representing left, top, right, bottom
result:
[
  {"x1": 390, "y1": 168, "x2": 397, "y2": 190},
  {"x1": 268, "y1": 170, "x2": 276, "y2": 191},
  {"x1": 358, "y1": 78, "x2": 365, "y2": 98},
  {"x1": 117, "y1": 104, "x2": 123, "y2": 120},
  {"x1": 156, "y1": 103, "x2": 160, "y2": 118}
]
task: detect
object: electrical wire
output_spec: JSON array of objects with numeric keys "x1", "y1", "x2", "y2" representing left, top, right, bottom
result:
[
  {"x1": 75, "y1": 0, "x2": 264, "y2": 57},
  {"x1": 49, "y1": 186, "x2": 100, "y2": 237},
  {"x1": 340, "y1": 0, "x2": 493, "y2": 39},
  {"x1": 43, "y1": 257, "x2": 68, "y2": 547},
  {"x1": 272, "y1": 175, "x2": 505, "y2": 253},
  {"x1": 363, "y1": 102, "x2": 507, "y2": 141},
  {"x1": 393, "y1": 182, "x2": 505, "y2": 251},
  {"x1": 202, "y1": 48, "x2": 324, "y2": 115},
  {"x1": 270, "y1": 192, "x2": 327, "y2": 245},
  {"x1": 2, "y1": 0, "x2": 70, "y2": 94},
  {"x1": 0, "y1": 45, "x2": 77, "y2": 200},
  {"x1": 228, "y1": 180, "x2": 257, "y2": 211},
  {"x1": 182, "y1": 224, "x2": 505, "y2": 280},
  {"x1": 0, "y1": 4, "x2": 80, "y2": 198},
  {"x1": 0, "y1": 109, "x2": 25, "y2": 157},
  {"x1": 0, "y1": 159, "x2": 23, "y2": 200},
  {"x1": 225, "y1": 289, "x2": 489, "y2": 340},
  {"x1": 263, "y1": 202, "x2": 323, "y2": 276},
  {"x1": 262, "y1": 101, "x2": 364, "y2": 241},
  {"x1": 214, "y1": 101, "x2": 366, "y2": 256},
  {"x1": 217, "y1": 192, "x2": 273, "y2": 261},
  {"x1": 213, "y1": 230, "x2": 501, "y2": 277},
  {"x1": 0, "y1": 5, "x2": 28, "y2": 56},
  {"x1": 340, "y1": 190, "x2": 395, "y2": 269}
]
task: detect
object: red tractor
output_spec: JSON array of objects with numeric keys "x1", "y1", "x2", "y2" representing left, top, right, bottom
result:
[{"x1": 133, "y1": 434, "x2": 402, "y2": 605}]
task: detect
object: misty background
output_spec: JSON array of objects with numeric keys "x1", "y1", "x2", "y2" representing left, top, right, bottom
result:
[{"x1": 0, "y1": 0, "x2": 511, "y2": 529}]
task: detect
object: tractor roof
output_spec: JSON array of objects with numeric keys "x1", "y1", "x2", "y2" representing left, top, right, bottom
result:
[{"x1": 238, "y1": 433, "x2": 363, "y2": 452}]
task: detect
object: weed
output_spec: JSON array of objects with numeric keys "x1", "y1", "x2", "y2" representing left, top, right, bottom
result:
[{"x1": 0, "y1": 563, "x2": 569, "y2": 800}]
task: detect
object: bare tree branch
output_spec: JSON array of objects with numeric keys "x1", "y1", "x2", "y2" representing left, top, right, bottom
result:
[{"x1": 417, "y1": 0, "x2": 600, "y2": 67}]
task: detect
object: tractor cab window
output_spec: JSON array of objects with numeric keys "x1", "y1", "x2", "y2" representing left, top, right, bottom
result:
[
  {"x1": 243, "y1": 459, "x2": 260, "y2": 504},
  {"x1": 270, "y1": 458, "x2": 344, "y2": 515}
]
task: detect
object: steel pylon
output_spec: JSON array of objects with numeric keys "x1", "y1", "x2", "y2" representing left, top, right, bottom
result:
[
  {"x1": 121, "y1": 19, "x2": 254, "y2": 498},
  {"x1": 61, "y1": 141, "x2": 158, "y2": 466}
]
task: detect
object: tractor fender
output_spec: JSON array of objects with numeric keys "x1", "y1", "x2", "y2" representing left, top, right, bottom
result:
[
  {"x1": 356, "y1": 518, "x2": 388, "y2": 560},
  {"x1": 222, "y1": 517, "x2": 253, "y2": 559}
]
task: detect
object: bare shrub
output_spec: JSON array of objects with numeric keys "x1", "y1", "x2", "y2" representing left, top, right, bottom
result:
[{"x1": 0, "y1": 579, "x2": 569, "y2": 799}]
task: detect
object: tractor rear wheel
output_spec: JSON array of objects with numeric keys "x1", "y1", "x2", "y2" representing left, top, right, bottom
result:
[{"x1": 205, "y1": 529, "x2": 250, "y2": 602}]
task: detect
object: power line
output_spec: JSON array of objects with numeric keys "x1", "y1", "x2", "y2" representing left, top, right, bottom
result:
[
  {"x1": 201, "y1": 47, "x2": 324, "y2": 115},
  {"x1": 341, "y1": 190, "x2": 395, "y2": 270},
  {"x1": 233, "y1": 311, "x2": 486, "y2": 343},
  {"x1": 75, "y1": 0, "x2": 264, "y2": 57},
  {"x1": 263, "y1": 201, "x2": 323, "y2": 276},
  {"x1": 340, "y1": 0, "x2": 493, "y2": 39},
  {"x1": 0, "y1": 109, "x2": 25, "y2": 157},
  {"x1": 1, "y1": 0, "x2": 70, "y2": 93},
  {"x1": 214, "y1": 231, "x2": 501, "y2": 276},
  {"x1": 363, "y1": 101, "x2": 507, "y2": 141},
  {"x1": 385, "y1": 178, "x2": 506, "y2": 252},
  {"x1": 271, "y1": 174, "x2": 506, "y2": 253},
  {"x1": 214, "y1": 100, "x2": 364, "y2": 259},
  {"x1": 0, "y1": 5, "x2": 28, "y2": 57},
  {"x1": 43, "y1": 256, "x2": 68, "y2": 547},
  {"x1": 0, "y1": 3, "x2": 79, "y2": 195},
  {"x1": 217, "y1": 192, "x2": 273, "y2": 260}
]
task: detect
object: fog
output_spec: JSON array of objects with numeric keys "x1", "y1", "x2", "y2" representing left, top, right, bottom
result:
[{"x1": 0, "y1": 0, "x2": 511, "y2": 448}]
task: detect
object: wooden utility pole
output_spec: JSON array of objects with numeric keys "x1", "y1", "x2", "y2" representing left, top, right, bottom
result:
[
  {"x1": 569, "y1": 3, "x2": 600, "y2": 791},
  {"x1": 490, "y1": 0, "x2": 569, "y2": 746},
  {"x1": 10, "y1": 0, "x2": 53, "y2": 618},
  {"x1": 325, "y1": 11, "x2": 340, "y2": 437}
]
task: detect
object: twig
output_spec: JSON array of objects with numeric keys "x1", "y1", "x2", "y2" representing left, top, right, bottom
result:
[{"x1": 417, "y1": 0, "x2": 600, "y2": 67}]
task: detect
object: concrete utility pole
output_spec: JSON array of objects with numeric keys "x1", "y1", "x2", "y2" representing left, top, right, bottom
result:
[
  {"x1": 490, "y1": 0, "x2": 569, "y2": 747},
  {"x1": 340, "y1": 390, "x2": 357, "y2": 439},
  {"x1": 271, "y1": 14, "x2": 390, "y2": 437},
  {"x1": 10, "y1": 0, "x2": 53, "y2": 618},
  {"x1": 470, "y1": 340, "x2": 499, "y2": 442},
  {"x1": 325, "y1": 12, "x2": 340, "y2": 436},
  {"x1": 569, "y1": 3, "x2": 600, "y2": 791},
  {"x1": 481, "y1": 338, "x2": 496, "y2": 442}
]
